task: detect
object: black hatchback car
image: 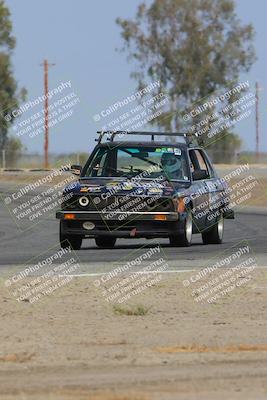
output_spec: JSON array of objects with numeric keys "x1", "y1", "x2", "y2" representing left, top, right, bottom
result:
[{"x1": 56, "y1": 131, "x2": 234, "y2": 249}]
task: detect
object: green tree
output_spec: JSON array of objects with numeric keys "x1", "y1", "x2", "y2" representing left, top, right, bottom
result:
[
  {"x1": 5, "y1": 136, "x2": 24, "y2": 167},
  {"x1": 0, "y1": 0, "x2": 25, "y2": 150},
  {"x1": 116, "y1": 0, "x2": 256, "y2": 162}
]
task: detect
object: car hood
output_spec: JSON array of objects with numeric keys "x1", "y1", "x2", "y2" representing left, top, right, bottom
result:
[{"x1": 63, "y1": 177, "x2": 190, "y2": 198}]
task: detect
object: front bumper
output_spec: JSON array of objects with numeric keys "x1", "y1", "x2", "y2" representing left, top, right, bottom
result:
[
  {"x1": 56, "y1": 210, "x2": 184, "y2": 238},
  {"x1": 56, "y1": 210, "x2": 179, "y2": 221}
]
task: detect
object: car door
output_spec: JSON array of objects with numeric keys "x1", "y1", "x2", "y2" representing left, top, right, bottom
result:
[
  {"x1": 188, "y1": 148, "x2": 211, "y2": 232},
  {"x1": 200, "y1": 149, "x2": 227, "y2": 224}
]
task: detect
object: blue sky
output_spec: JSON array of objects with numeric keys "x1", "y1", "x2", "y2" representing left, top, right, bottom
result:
[{"x1": 5, "y1": 0, "x2": 266, "y2": 154}]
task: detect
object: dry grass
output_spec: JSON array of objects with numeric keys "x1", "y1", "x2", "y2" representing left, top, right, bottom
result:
[
  {"x1": 0, "y1": 172, "x2": 74, "y2": 185},
  {"x1": 113, "y1": 304, "x2": 150, "y2": 316},
  {"x1": 0, "y1": 352, "x2": 35, "y2": 362},
  {"x1": 155, "y1": 344, "x2": 267, "y2": 354}
]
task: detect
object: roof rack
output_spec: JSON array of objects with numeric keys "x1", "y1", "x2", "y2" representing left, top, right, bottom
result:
[{"x1": 96, "y1": 130, "x2": 199, "y2": 145}]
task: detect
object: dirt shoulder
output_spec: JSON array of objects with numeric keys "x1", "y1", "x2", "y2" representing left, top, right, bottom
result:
[{"x1": 1, "y1": 268, "x2": 267, "y2": 400}]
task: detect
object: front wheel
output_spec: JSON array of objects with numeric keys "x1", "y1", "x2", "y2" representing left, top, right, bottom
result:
[
  {"x1": 169, "y1": 210, "x2": 193, "y2": 247},
  {"x1": 202, "y1": 213, "x2": 224, "y2": 245},
  {"x1": 95, "y1": 236, "x2": 116, "y2": 249},
  {"x1": 60, "y1": 222, "x2": 82, "y2": 250}
]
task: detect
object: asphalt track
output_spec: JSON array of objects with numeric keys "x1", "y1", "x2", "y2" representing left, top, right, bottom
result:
[{"x1": 0, "y1": 184, "x2": 267, "y2": 272}]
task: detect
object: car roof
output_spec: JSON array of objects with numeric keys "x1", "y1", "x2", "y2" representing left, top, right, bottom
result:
[{"x1": 98, "y1": 141, "x2": 200, "y2": 150}]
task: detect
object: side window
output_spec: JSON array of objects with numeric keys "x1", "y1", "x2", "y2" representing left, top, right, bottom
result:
[
  {"x1": 195, "y1": 150, "x2": 209, "y2": 172},
  {"x1": 189, "y1": 155, "x2": 195, "y2": 173},
  {"x1": 201, "y1": 150, "x2": 215, "y2": 178},
  {"x1": 189, "y1": 149, "x2": 210, "y2": 179},
  {"x1": 90, "y1": 148, "x2": 109, "y2": 177},
  {"x1": 98, "y1": 151, "x2": 109, "y2": 176}
]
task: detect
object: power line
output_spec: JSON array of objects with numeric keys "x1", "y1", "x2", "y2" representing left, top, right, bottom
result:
[{"x1": 255, "y1": 82, "x2": 260, "y2": 161}]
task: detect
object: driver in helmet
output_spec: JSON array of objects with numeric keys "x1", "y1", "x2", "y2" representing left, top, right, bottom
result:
[{"x1": 161, "y1": 152, "x2": 183, "y2": 179}]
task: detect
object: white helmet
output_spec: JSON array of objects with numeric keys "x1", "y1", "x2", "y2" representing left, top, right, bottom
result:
[{"x1": 161, "y1": 152, "x2": 182, "y2": 177}]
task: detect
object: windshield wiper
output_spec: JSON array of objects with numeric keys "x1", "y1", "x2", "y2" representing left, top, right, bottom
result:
[{"x1": 120, "y1": 148, "x2": 160, "y2": 168}]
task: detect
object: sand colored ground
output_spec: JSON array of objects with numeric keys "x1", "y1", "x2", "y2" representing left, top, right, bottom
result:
[{"x1": 0, "y1": 268, "x2": 267, "y2": 400}]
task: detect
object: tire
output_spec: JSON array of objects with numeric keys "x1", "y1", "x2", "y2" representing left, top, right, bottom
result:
[
  {"x1": 60, "y1": 222, "x2": 82, "y2": 250},
  {"x1": 95, "y1": 236, "x2": 116, "y2": 249},
  {"x1": 202, "y1": 213, "x2": 224, "y2": 245},
  {"x1": 169, "y1": 210, "x2": 193, "y2": 247}
]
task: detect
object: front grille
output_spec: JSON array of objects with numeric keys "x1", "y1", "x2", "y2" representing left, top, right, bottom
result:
[{"x1": 62, "y1": 194, "x2": 174, "y2": 213}]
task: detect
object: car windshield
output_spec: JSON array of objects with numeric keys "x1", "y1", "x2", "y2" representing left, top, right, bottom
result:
[{"x1": 83, "y1": 145, "x2": 190, "y2": 181}]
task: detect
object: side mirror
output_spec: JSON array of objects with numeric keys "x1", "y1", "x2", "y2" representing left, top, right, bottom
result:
[
  {"x1": 70, "y1": 164, "x2": 82, "y2": 176},
  {"x1": 192, "y1": 169, "x2": 209, "y2": 181}
]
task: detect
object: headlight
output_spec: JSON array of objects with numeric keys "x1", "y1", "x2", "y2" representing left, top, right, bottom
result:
[{"x1": 79, "y1": 196, "x2": 90, "y2": 207}]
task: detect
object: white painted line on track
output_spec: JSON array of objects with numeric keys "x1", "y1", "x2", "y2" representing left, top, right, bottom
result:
[{"x1": 59, "y1": 269, "x2": 198, "y2": 278}]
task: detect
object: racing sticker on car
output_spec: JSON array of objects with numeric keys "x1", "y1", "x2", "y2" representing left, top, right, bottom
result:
[
  {"x1": 147, "y1": 187, "x2": 163, "y2": 195},
  {"x1": 155, "y1": 147, "x2": 174, "y2": 153},
  {"x1": 80, "y1": 185, "x2": 101, "y2": 193},
  {"x1": 121, "y1": 182, "x2": 133, "y2": 190},
  {"x1": 174, "y1": 148, "x2": 182, "y2": 156},
  {"x1": 106, "y1": 182, "x2": 121, "y2": 190},
  {"x1": 80, "y1": 187, "x2": 89, "y2": 192}
]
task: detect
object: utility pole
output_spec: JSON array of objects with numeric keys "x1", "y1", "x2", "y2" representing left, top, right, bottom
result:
[
  {"x1": 255, "y1": 82, "x2": 260, "y2": 162},
  {"x1": 40, "y1": 59, "x2": 55, "y2": 168},
  {"x1": 2, "y1": 149, "x2": 6, "y2": 169}
]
